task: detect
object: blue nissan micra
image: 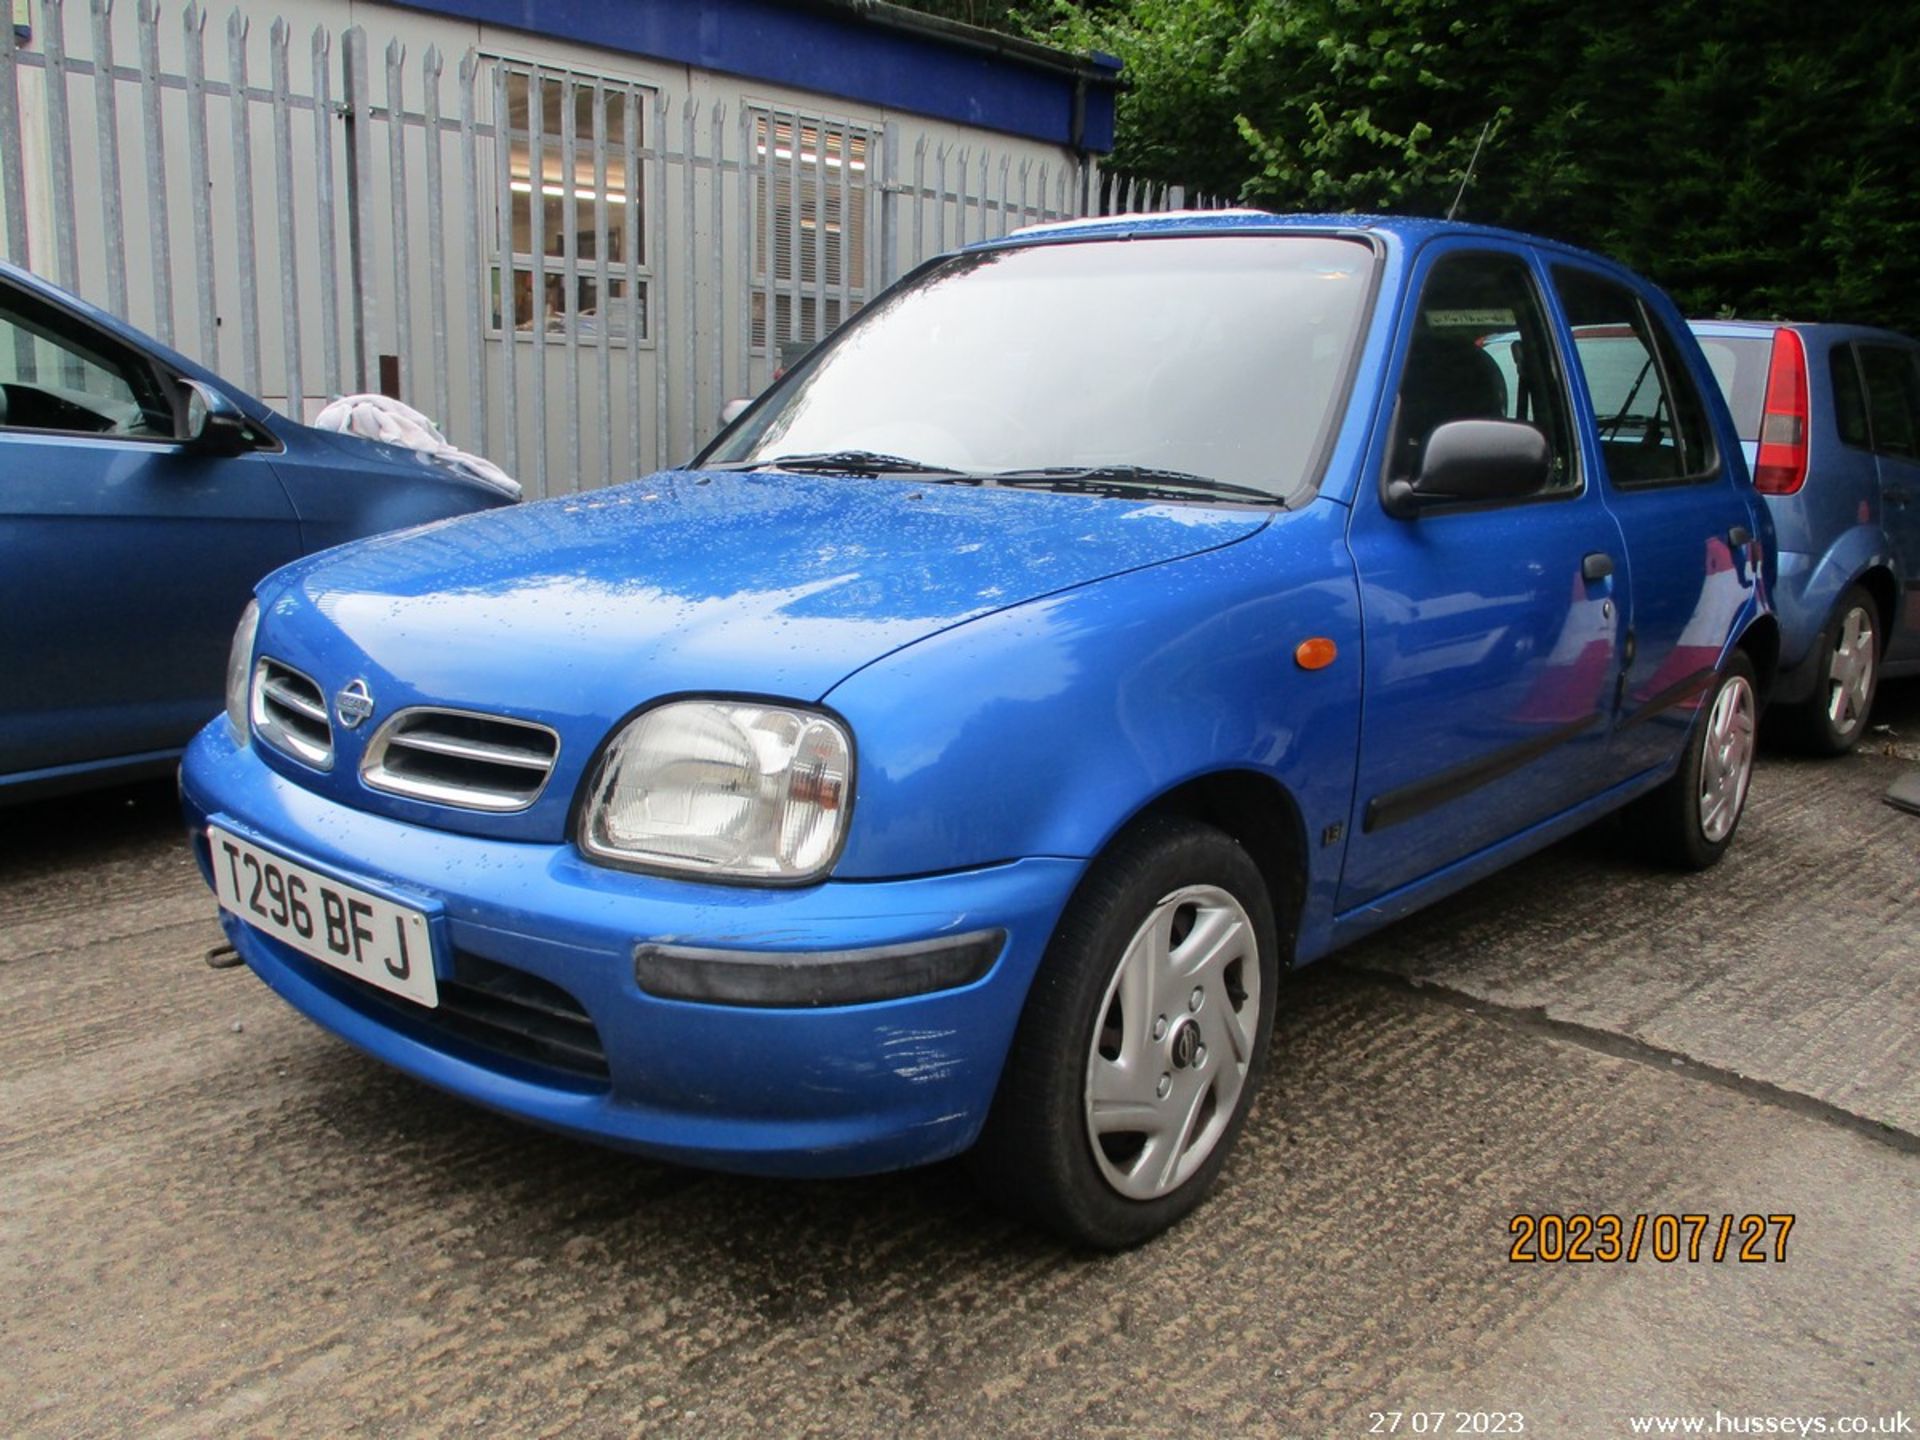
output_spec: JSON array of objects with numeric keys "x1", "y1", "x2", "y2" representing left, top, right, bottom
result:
[{"x1": 180, "y1": 214, "x2": 1776, "y2": 1246}]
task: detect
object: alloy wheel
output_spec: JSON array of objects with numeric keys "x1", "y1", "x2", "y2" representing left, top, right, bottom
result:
[
  {"x1": 1698, "y1": 674, "x2": 1757, "y2": 844},
  {"x1": 1825, "y1": 606, "x2": 1877, "y2": 737}
]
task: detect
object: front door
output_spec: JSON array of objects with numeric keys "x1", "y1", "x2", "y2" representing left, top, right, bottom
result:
[{"x1": 1340, "y1": 244, "x2": 1626, "y2": 911}]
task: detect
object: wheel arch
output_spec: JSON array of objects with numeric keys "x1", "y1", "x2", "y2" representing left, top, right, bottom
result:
[
  {"x1": 1735, "y1": 613, "x2": 1781, "y2": 705},
  {"x1": 1104, "y1": 769, "x2": 1310, "y2": 965},
  {"x1": 1854, "y1": 564, "x2": 1899, "y2": 644}
]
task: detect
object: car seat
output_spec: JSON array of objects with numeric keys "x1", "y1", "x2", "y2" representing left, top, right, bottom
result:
[{"x1": 1393, "y1": 335, "x2": 1510, "y2": 476}]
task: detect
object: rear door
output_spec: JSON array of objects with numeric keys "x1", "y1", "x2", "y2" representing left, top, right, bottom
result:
[
  {"x1": 0, "y1": 279, "x2": 302, "y2": 775},
  {"x1": 1853, "y1": 342, "x2": 1920, "y2": 662},
  {"x1": 1340, "y1": 243, "x2": 1626, "y2": 910},
  {"x1": 1548, "y1": 264, "x2": 1760, "y2": 780}
]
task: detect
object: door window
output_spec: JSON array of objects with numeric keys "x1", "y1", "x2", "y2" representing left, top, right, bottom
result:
[
  {"x1": 0, "y1": 288, "x2": 175, "y2": 438},
  {"x1": 1552, "y1": 266, "x2": 1716, "y2": 487},
  {"x1": 1831, "y1": 344, "x2": 1873, "y2": 449},
  {"x1": 1856, "y1": 345, "x2": 1920, "y2": 459},
  {"x1": 1388, "y1": 251, "x2": 1578, "y2": 494}
]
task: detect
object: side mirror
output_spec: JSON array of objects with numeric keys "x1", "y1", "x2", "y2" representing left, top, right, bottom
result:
[
  {"x1": 1384, "y1": 419, "x2": 1552, "y2": 518},
  {"x1": 182, "y1": 378, "x2": 253, "y2": 454},
  {"x1": 718, "y1": 397, "x2": 752, "y2": 428}
]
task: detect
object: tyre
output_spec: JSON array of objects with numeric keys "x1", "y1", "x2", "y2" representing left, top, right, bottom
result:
[
  {"x1": 1633, "y1": 650, "x2": 1759, "y2": 870},
  {"x1": 1784, "y1": 585, "x2": 1880, "y2": 756},
  {"x1": 968, "y1": 816, "x2": 1280, "y2": 1248}
]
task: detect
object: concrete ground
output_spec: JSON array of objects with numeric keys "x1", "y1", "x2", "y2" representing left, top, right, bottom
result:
[{"x1": 2, "y1": 684, "x2": 1915, "y2": 1439}]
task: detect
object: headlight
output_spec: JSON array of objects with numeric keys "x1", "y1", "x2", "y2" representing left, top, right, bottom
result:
[
  {"x1": 580, "y1": 701, "x2": 853, "y2": 882},
  {"x1": 225, "y1": 600, "x2": 260, "y2": 745}
]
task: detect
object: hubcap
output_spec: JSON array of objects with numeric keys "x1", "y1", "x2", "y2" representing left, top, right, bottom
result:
[
  {"x1": 1824, "y1": 606, "x2": 1876, "y2": 736},
  {"x1": 1083, "y1": 884, "x2": 1262, "y2": 1201},
  {"x1": 1698, "y1": 674, "x2": 1756, "y2": 844}
]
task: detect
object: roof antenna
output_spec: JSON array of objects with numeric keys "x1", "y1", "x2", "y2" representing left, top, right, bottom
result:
[{"x1": 1447, "y1": 118, "x2": 1496, "y2": 221}]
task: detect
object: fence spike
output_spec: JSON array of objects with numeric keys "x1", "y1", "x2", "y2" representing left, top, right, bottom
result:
[
  {"x1": 422, "y1": 44, "x2": 450, "y2": 432},
  {"x1": 0, "y1": 1, "x2": 27, "y2": 268},
  {"x1": 456, "y1": 48, "x2": 485, "y2": 453},
  {"x1": 310, "y1": 23, "x2": 341, "y2": 397},
  {"x1": 39, "y1": 0, "x2": 80, "y2": 287},
  {"x1": 225, "y1": 5, "x2": 261, "y2": 392},
  {"x1": 269, "y1": 14, "x2": 304, "y2": 413},
  {"x1": 88, "y1": 0, "x2": 129, "y2": 314}
]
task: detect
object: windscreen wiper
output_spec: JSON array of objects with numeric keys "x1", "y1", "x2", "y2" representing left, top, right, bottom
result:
[
  {"x1": 705, "y1": 450, "x2": 969, "y2": 477},
  {"x1": 982, "y1": 464, "x2": 1280, "y2": 504}
]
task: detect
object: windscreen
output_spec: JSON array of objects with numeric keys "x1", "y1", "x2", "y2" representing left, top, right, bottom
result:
[{"x1": 704, "y1": 235, "x2": 1376, "y2": 501}]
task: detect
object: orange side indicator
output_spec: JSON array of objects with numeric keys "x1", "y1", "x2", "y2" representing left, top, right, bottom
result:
[{"x1": 1295, "y1": 637, "x2": 1338, "y2": 671}]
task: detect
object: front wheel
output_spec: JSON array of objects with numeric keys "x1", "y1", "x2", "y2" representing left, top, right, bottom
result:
[
  {"x1": 968, "y1": 817, "x2": 1279, "y2": 1248},
  {"x1": 1785, "y1": 585, "x2": 1880, "y2": 755},
  {"x1": 1632, "y1": 651, "x2": 1759, "y2": 870}
]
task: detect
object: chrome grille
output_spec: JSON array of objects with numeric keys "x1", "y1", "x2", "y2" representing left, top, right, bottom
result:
[
  {"x1": 251, "y1": 658, "x2": 333, "y2": 769},
  {"x1": 360, "y1": 707, "x2": 560, "y2": 812}
]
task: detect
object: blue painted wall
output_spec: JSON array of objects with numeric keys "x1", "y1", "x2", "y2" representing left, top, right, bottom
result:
[{"x1": 391, "y1": 0, "x2": 1119, "y2": 151}]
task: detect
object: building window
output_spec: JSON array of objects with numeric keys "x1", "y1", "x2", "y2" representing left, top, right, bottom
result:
[
  {"x1": 751, "y1": 109, "x2": 870, "y2": 356},
  {"x1": 492, "y1": 62, "x2": 649, "y2": 340}
]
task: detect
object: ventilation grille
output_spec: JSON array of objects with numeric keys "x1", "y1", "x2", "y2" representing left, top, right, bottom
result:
[
  {"x1": 251, "y1": 658, "x2": 333, "y2": 770},
  {"x1": 361, "y1": 708, "x2": 560, "y2": 812},
  {"x1": 436, "y1": 955, "x2": 609, "y2": 1080},
  {"x1": 288, "y1": 943, "x2": 610, "y2": 1083}
]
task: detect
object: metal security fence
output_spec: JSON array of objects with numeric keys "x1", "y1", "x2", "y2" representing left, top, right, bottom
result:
[{"x1": 0, "y1": 1, "x2": 1219, "y2": 497}]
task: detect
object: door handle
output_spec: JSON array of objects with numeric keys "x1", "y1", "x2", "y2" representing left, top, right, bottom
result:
[
  {"x1": 1582, "y1": 552, "x2": 1614, "y2": 582},
  {"x1": 1727, "y1": 525, "x2": 1753, "y2": 548},
  {"x1": 1885, "y1": 487, "x2": 1911, "y2": 505}
]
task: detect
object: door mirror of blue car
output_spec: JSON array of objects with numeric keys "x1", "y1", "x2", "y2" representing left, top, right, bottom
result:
[
  {"x1": 181, "y1": 378, "x2": 253, "y2": 454},
  {"x1": 1385, "y1": 418, "x2": 1554, "y2": 517}
]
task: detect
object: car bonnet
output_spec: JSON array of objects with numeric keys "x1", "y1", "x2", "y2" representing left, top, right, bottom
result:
[{"x1": 246, "y1": 468, "x2": 1269, "y2": 835}]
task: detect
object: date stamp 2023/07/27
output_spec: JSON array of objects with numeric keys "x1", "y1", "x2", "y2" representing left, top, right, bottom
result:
[{"x1": 1507, "y1": 1212, "x2": 1794, "y2": 1264}]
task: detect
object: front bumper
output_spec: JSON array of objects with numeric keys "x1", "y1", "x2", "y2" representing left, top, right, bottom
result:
[{"x1": 180, "y1": 722, "x2": 1083, "y2": 1177}]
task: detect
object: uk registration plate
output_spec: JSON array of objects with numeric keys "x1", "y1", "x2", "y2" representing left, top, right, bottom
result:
[{"x1": 208, "y1": 826, "x2": 438, "y2": 1008}]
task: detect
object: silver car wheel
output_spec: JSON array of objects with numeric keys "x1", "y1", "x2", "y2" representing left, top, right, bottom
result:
[
  {"x1": 1824, "y1": 604, "x2": 1876, "y2": 738},
  {"x1": 1083, "y1": 884, "x2": 1262, "y2": 1202},
  {"x1": 1698, "y1": 673, "x2": 1757, "y2": 844}
]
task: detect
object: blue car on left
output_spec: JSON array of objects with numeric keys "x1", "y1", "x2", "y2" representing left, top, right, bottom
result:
[{"x1": 0, "y1": 261, "x2": 512, "y2": 802}]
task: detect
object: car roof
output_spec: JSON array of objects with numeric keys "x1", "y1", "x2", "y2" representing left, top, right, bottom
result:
[
  {"x1": 987, "y1": 208, "x2": 1635, "y2": 273},
  {"x1": 1689, "y1": 317, "x2": 1915, "y2": 346}
]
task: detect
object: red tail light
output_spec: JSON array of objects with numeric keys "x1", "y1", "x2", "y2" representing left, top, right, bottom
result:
[{"x1": 1753, "y1": 327, "x2": 1809, "y2": 495}]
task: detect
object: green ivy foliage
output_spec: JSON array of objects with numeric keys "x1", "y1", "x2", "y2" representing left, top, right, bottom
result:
[{"x1": 903, "y1": 0, "x2": 1920, "y2": 332}]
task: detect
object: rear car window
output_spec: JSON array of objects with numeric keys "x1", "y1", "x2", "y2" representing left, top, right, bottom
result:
[
  {"x1": 1694, "y1": 335, "x2": 1770, "y2": 442},
  {"x1": 1830, "y1": 344, "x2": 1872, "y2": 449},
  {"x1": 1857, "y1": 344, "x2": 1920, "y2": 459}
]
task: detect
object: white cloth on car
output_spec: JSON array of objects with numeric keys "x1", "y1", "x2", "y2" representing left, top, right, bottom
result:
[{"x1": 311, "y1": 394, "x2": 522, "y2": 500}]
